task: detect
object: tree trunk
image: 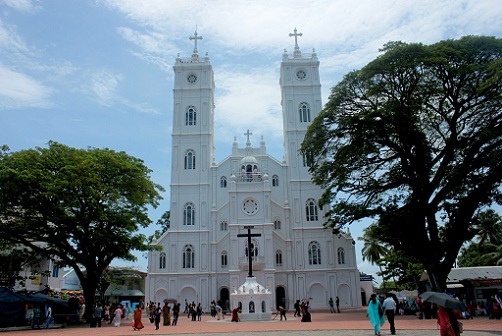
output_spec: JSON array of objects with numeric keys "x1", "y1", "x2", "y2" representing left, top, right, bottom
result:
[{"x1": 81, "y1": 279, "x2": 97, "y2": 324}]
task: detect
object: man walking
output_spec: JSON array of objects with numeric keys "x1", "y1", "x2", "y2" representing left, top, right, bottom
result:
[
  {"x1": 329, "y1": 297, "x2": 335, "y2": 313},
  {"x1": 383, "y1": 293, "x2": 397, "y2": 335}
]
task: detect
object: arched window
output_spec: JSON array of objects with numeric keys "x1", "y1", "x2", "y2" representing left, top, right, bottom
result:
[
  {"x1": 220, "y1": 220, "x2": 228, "y2": 231},
  {"x1": 306, "y1": 198, "x2": 318, "y2": 221},
  {"x1": 272, "y1": 175, "x2": 279, "y2": 187},
  {"x1": 221, "y1": 251, "x2": 228, "y2": 267},
  {"x1": 299, "y1": 102, "x2": 311, "y2": 122},
  {"x1": 245, "y1": 239, "x2": 259, "y2": 260},
  {"x1": 220, "y1": 176, "x2": 227, "y2": 188},
  {"x1": 184, "y1": 150, "x2": 195, "y2": 170},
  {"x1": 274, "y1": 219, "x2": 281, "y2": 230},
  {"x1": 275, "y1": 250, "x2": 283, "y2": 266},
  {"x1": 308, "y1": 241, "x2": 321, "y2": 265},
  {"x1": 183, "y1": 244, "x2": 195, "y2": 268},
  {"x1": 183, "y1": 202, "x2": 195, "y2": 225},
  {"x1": 337, "y1": 247, "x2": 345, "y2": 264},
  {"x1": 185, "y1": 105, "x2": 196, "y2": 126},
  {"x1": 159, "y1": 252, "x2": 166, "y2": 269}
]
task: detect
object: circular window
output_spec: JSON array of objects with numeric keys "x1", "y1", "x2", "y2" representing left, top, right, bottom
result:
[
  {"x1": 296, "y1": 69, "x2": 307, "y2": 80},
  {"x1": 242, "y1": 198, "x2": 259, "y2": 215},
  {"x1": 187, "y1": 73, "x2": 198, "y2": 84}
]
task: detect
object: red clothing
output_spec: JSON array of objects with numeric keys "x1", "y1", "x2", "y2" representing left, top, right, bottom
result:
[
  {"x1": 133, "y1": 308, "x2": 144, "y2": 330},
  {"x1": 231, "y1": 308, "x2": 239, "y2": 322},
  {"x1": 437, "y1": 306, "x2": 459, "y2": 336}
]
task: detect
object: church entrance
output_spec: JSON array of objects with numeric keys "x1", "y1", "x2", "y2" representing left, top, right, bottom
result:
[
  {"x1": 219, "y1": 287, "x2": 230, "y2": 313},
  {"x1": 275, "y1": 286, "x2": 286, "y2": 310}
]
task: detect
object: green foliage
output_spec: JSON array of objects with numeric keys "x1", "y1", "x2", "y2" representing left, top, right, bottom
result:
[
  {"x1": 458, "y1": 243, "x2": 502, "y2": 267},
  {"x1": 458, "y1": 209, "x2": 502, "y2": 267},
  {"x1": 302, "y1": 36, "x2": 502, "y2": 291},
  {"x1": 0, "y1": 141, "x2": 163, "y2": 317},
  {"x1": 147, "y1": 210, "x2": 170, "y2": 244}
]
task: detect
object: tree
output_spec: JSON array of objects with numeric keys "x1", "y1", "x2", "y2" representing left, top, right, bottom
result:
[
  {"x1": 0, "y1": 142, "x2": 164, "y2": 319},
  {"x1": 359, "y1": 224, "x2": 424, "y2": 289},
  {"x1": 458, "y1": 243, "x2": 502, "y2": 267},
  {"x1": 302, "y1": 36, "x2": 502, "y2": 292},
  {"x1": 458, "y1": 209, "x2": 502, "y2": 266},
  {"x1": 358, "y1": 225, "x2": 388, "y2": 283},
  {"x1": 147, "y1": 210, "x2": 170, "y2": 244},
  {"x1": 472, "y1": 209, "x2": 502, "y2": 246}
]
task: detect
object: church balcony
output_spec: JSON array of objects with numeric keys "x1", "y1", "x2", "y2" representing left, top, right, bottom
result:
[
  {"x1": 239, "y1": 256, "x2": 266, "y2": 270},
  {"x1": 237, "y1": 172, "x2": 263, "y2": 183}
]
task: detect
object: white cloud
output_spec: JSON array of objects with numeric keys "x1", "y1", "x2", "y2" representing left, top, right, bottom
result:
[
  {"x1": 85, "y1": 69, "x2": 122, "y2": 106},
  {"x1": 2, "y1": 0, "x2": 38, "y2": 12},
  {"x1": 0, "y1": 19, "x2": 29, "y2": 54},
  {"x1": 0, "y1": 65, "x2": 52, "y2": 109},
  {"x1": 213, "y1": 65, "x2": 283, "y2": 152}
]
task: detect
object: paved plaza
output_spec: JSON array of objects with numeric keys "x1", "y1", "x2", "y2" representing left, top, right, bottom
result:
[{"x1": 3, "y1": 309, "x2": 501, "y2": 336}]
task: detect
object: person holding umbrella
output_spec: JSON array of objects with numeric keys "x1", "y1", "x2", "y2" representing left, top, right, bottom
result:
[{"x1": 437, "y1": 305, "x2": 461, "y2": 336}]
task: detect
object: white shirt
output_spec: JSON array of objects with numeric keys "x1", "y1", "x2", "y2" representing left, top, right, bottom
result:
[{"x1": 383, "y1": 297, "x2": 396, "y2": 311}]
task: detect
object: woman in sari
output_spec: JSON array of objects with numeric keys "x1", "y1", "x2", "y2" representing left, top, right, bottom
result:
[
  {"x1": 367, "y1": 294, "x2": 385, "y2": 336},
  {"x1": 132, "y1": 305, "x2": 144, "y2": 331},
  {"x1": 162, "y1": 302, "x2": 171, "y2": 325},
  {"x1": 437, "y1": 305, "x2": 461, "y2": 336}
]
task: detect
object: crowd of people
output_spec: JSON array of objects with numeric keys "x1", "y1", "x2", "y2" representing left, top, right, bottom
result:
[{"x1": 22, "y1": 289, "x2": 501, "y2": 335}]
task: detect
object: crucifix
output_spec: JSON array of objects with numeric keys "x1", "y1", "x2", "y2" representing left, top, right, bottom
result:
[{"x1": 237, "y1": 225, "x2": 261, "y2": 277}]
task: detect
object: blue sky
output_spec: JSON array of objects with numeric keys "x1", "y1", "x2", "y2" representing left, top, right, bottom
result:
[{"x1": 1, "y1": 0, "x2": 501, "y2": 283}]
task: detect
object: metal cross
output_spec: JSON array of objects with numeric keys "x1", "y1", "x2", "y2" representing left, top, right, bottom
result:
[
  {"x1": 237, "y1": 225, "x2": 261, "y2": 277},
  {"x1": 289, "y1": 27, "x2": 302, "y2": 50},
  {"x1": 189, "y1": 27, "x2": 203, "y2": 52},
  {"x1": 244, "y1": 129, "x2": 253, "y2": 147}
]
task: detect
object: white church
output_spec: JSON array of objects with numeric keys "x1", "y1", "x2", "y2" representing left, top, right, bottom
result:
[{"x1": 146, "y1": 29, "x2": 362, "y2": 312}]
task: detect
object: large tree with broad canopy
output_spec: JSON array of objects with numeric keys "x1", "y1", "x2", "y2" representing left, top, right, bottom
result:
[
  {"x1": 0, "y1": 142, "x2": 164, "y2": 319},
  {"x1": 301, "y1": 36, "x2": 502, "y2": 292}
]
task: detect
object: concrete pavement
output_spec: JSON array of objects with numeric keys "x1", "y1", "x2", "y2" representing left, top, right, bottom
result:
[{"x1": 3, "y1": 309, "x2": 501, "y2": 336}]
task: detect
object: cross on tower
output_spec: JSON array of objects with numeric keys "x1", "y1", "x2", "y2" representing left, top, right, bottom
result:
[
  {"x1": 244, "y1": 129, "x2": 253, "y2": 147},
  {"x1": 189, "y1": 27, "x2": 203, "y2": 52},
  {"x1": 237, "y1": 225, "x2": 261, "y2": 277},
  {"x1": 289, "y1": 27, "x2": 302, "y2": 51}
]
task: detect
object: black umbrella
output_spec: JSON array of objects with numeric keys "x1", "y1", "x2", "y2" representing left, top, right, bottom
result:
[{"x1": 419, "y1": 291, "x2": 467, "y2": 311}]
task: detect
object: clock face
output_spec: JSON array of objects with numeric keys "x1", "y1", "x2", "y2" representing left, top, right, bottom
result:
[
  {"x1": 296, "y1": 69, "x2": 307, "y2": 80},
  {"x1": 187, "y1": 74, "x2": 198, "y2": 84},
  {"x1": 242, "y1": 199, "x2": 259, "y2": 215}
]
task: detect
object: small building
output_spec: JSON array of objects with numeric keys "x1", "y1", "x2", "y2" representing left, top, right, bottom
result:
[
  {"x1": 420, "y1": 266, "x2": 502, "y2": 306},
  {"x1": 446, "y1": 266, "x2": 502, "y2": 305},
  {"x1": 0, "y1": 242, "x2": 65, "y2": 293}
]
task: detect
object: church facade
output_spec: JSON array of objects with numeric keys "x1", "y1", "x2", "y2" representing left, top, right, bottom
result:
[{"x1": 145, "y1": 30, "x2": 361, "y2": 312}]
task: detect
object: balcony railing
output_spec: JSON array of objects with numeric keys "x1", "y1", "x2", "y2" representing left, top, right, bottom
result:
[
  {"x1": 239, "y1": 256, "x2": 265, "y2": 270},
  {"x1": 237, "y1": 172, "x2": 263, "y2": 183}
]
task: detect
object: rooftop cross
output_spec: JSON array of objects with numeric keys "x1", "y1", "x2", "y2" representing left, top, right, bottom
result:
[
  {"x1": 237, "y1": 226, "x2": 262, "y2": 277},
  {"x1": 189, "y1": 27, "x2": 203, "y2": 53},
  {"x1": 289, "y1": 27, "x2": 302, "y2": 52},
  {"x1": 244, "y1": 129, "x2": 253, "y2": 147}
]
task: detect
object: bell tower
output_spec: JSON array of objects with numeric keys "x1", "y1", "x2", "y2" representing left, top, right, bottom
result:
[{"x1": 170, "y1": 28, "x2": 215, "y2": 230}]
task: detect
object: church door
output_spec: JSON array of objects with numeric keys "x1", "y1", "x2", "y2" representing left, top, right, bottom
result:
[
  {"x1": 275, "y1": 286, "x2": 286, "y2": 310},
  {"x1": 219, "y1": 287, "x2": 230, "y2": 313}
]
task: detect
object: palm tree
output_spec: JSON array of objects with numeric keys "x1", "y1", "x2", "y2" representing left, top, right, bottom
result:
[
  {"x1": 358, "y1": 224, "x2": 389, "y2": 287},
  {"x1": 473, "y1": 209, "x2": 502, "y2": 246}
]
